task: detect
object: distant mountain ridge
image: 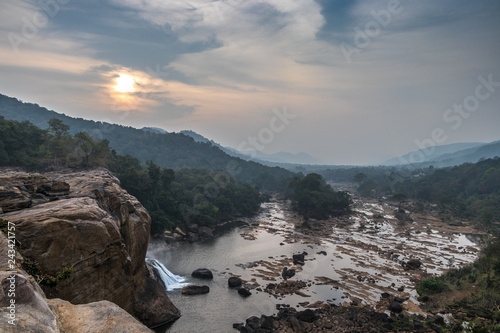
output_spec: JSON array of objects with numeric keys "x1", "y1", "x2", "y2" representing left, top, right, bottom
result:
[
  {"x1": 142, "y1": 127, "x2": 168, "y2": 134},
  {"x1": 179, "y1": 130, "x2": 323, "y2": 165},
  {"x1": 382, "y1": 141, "x2": 500, "y2": 168}
]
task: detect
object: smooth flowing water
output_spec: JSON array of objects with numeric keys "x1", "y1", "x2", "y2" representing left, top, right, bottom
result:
[
  {"x1": 146, "y1": 258, "x2": 189, "y2": 291},
  {"x1": 149, "y1": 225, "x2": 306, "y2": 332}
]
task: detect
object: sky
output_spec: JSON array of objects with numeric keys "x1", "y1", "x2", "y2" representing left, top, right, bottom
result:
[{"x1": 0, "y1": 0, "x2": 499, "y2": 165}]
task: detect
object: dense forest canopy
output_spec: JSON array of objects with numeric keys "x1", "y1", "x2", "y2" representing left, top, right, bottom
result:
[
  {"x1": 0, "y1": 94, "x2": 294, "y2": 192},
  {"x1": 112, "y1": 158, "x2": 263, "y2": 234},
  {"x1": 0, "y1": 116, "x2": 263, "y2": 234},
  {"x1": 394, "y1": 158, "x2": 500, "y2": 230},
  {"x1": 287, "y1": 173, "x2": 352, "y2": 220},
  {"x1": 2, "y1": 110, "x2": 498, "y2": 233},
  {"x1": 343, "y1": 158, "x2": 500, "y2": 231}
]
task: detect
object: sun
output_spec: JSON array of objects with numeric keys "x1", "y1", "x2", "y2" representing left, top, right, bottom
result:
[{"x1": 114, "y1": 74, "x2": 135, "y2": 93}]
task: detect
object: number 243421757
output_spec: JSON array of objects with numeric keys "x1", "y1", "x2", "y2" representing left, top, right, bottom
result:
[{"x1": 6, "y1": 222, "x2": 16, "y2": 270}]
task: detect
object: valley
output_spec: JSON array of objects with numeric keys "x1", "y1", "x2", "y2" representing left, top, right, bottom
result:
[{"x1": 148, "y1": 195, "x2": 482, "y2": 332}]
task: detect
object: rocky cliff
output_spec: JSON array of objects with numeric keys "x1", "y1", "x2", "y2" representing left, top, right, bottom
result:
[{"x1": 0, "y1": 168, "x2": 180, "y2": 331}]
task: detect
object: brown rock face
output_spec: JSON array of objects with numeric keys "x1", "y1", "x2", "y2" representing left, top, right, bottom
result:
[
  {"x1": 0, "y1": 168, "x2": 180, "y2": 327},
  {"x1": 0, "y1": 273, "x2": 154, "y2": 332},
  {"x1": 47, "y1": 299, "x2": 154, "y2": 333}
]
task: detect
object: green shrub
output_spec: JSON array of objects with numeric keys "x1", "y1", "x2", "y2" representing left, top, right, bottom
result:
[{"x1": 419, "y1": 277, "x2": 446, "y2": 294}]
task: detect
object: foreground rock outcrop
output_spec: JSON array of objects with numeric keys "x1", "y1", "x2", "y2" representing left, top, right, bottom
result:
[
  {"x1": 0, "y1": 233, "x2": 155, "y2": 332},
  {"x1": 0, "y1": 168, "x2": 180, "y2": 329}
]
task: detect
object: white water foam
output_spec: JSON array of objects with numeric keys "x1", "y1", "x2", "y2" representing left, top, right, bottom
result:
[{"x1": 146, "y1": 258, "x2": 189, "y2": 291}]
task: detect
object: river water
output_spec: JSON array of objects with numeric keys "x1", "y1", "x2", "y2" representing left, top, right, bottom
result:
[{"x1": 148, "y1": 199, "x2": 480, "y2": 333}]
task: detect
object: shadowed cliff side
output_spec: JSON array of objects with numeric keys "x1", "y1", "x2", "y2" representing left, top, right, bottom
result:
[{"x1": 0, "y1": 168, "x2": 180, "y2": 329}]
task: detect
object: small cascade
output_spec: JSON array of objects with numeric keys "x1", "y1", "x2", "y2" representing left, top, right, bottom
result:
[{"x1": 146, "y1": 258, "x2": 188, "y2": 291}]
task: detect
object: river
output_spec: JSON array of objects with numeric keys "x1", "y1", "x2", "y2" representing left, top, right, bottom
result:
[{"x1": 148, "y1": 199, "x2": 480, "y2": 333}]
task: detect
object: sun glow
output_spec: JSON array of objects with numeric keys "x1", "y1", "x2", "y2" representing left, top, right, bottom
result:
[{"x1": 114, "y1": 74, "x2": 135, "y2": 93}]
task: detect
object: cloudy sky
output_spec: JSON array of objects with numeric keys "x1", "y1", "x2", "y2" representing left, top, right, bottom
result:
[{"x1": 1, "y1": 0, "x2": 499, "y2": 165}]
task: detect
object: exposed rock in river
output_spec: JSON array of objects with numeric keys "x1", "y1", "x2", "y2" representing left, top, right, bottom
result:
[
  {"x1": 182, "y1": 285, "x2": 210, "y2": 295},
  {"x1": 237, "y1": 287, "x2": 252, "y2": 297},
  {"x1": 228, "y1": 276, "x2": 243, "y2": 288},
  {"x1": 191, "y1": 268, "x2": 214, "y2": 279},
  {"x1": 0, "y1": 168, "x2": 180, "y2": 329},
  {"x1": 292, "y1": 253, "x2": 305, "y2": 265},
  {"x1": 404, "y1": 258, "x2": 422, "y2": 270}
]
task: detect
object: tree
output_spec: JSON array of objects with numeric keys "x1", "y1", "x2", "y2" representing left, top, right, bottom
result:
[
  {"x1": 48, "y1": 118, "x2": 70, "y2": 139},
  {"x1": 289, "y1": 173, "x2": 352, "y2": 220},
  {"x1": 354, "y1": 172, "x2": 367, "y2": 183},
  {"x1": 47, "y1": 118, "x2": 72, "y2": 168},
  {"x1": 392, "y1": 193, "x2": 407, "y2": 211},
  {"x1": 73, "y1": 132, "x2": 110, "y2": 167}
]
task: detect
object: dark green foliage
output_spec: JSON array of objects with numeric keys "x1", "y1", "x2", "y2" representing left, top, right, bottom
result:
[
  {"x1": 395, "y1": 159, "x2": 500, "y2": 229},
  {"x1": 0, "y1": 116, "x2": 110, "y2": 169},
  {"x1": 288, "y1": 173, "x2": 352, "y2": 219},
  {"x1": 418, "y1": 237, "x2": 500, "y2": 328},
  {"x1": 0, "y1": 116, "x2": 48, "y2": 168},
  {"x1": 328, "y1": 158, "x2": 500, "y2": 230},
  {"x1": 0, "y1": 116, "x2": 264, "y2": 234},
  {"x1": 0, "y1": 94, "x2": 294, "y2": 191},
  {"x1": 109, "y1": 161, "x2": 263, "y2": 234},
  {"x1": 418, "y1": 276, "x2": 447, "y2": 294}
]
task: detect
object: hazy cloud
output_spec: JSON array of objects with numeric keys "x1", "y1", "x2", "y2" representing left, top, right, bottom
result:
[{"x1": 1, "y1": 0, "x2": 499, "y2": 164}]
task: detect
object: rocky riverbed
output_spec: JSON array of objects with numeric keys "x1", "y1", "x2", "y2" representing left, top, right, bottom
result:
[
  {"x1": 150, "y1": 196, "x2": 482, "y2": 332},
  {"x1": 233, "y1": 198, "x2": 481, "y2": 314}
]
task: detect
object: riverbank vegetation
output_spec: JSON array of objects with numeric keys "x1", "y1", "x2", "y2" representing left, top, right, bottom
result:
[
  {"x1": 322, "y1": 158, "x2": 500, "y2": 233},
  {"x1": 287, "y1": 173, "x2": 352, "y2": 220},
  {"x1": 0, "y1": 116, "x2": 354, "y2": 235},
  {"x1": 417, "y1": 236, "x2": 500, "y2": 331},
  {"x1": 111, "y1": 158, "x2": 263, "y2": 234}
]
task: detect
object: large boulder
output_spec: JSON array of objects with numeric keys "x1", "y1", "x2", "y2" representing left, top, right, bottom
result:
[
  {"x1": 198, "y1": 226, "x2": 214, "y2": 240},
  {"x1": 404, "y1": 259, "x2": 422, "y2": 270},
  {"x1": 0, "y1": 169, "x2": 180, "y2": 327},
  {"x1": 238, "y1": 287, "x2": 252, "y2": 297},
  {"x1": 181, "y1": 285, "x2": 210, "y2": 295},
  {"x1": 0, "y1": 234, "x2": 153, "y2": 332},
  {"x1": 292, "y1": 253, "x2": 305, "y2": 265},
  {"x1": 191, "y1": 268, "x2": 213, "y2": 279},
  {"x1": 0, "y1": 271, "x2": 58, "y2": 332},
  {"x1": 228, "y1": 276, "x2": 243, "y2": 288},
  {"x1": 389, "y1": 301, "x2": 403, "y2": 313},
  {"x1": 0, "y1": 186, "x2": 32, "y2": 213}
]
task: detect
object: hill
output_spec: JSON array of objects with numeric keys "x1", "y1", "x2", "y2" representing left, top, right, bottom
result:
[
  {"x1": 382, "y1": 142, "x2": 485, "y2": 166},
  {"x1": 179, "y1": 129, "x2": 323, "y2": 165},
  {"x1": 0, "y1": 94, "x2": 294, "y2": 191},
  {"x1": 382, "y1": 141, "x2": 500, "y2": 168}
]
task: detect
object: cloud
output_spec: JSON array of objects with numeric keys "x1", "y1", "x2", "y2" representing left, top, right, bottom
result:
[{"x1": 1, "y1": 0, "x2": 499, "y2": 164}]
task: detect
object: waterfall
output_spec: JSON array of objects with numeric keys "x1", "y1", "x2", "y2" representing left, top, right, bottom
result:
[{"x1": 146, "y1": 258, "x2": 188, "y2": 291}]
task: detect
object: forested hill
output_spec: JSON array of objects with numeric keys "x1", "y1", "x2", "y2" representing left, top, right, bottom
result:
[{"x1": 0, "y1": 94, "x2": 294, "y2": 190}]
